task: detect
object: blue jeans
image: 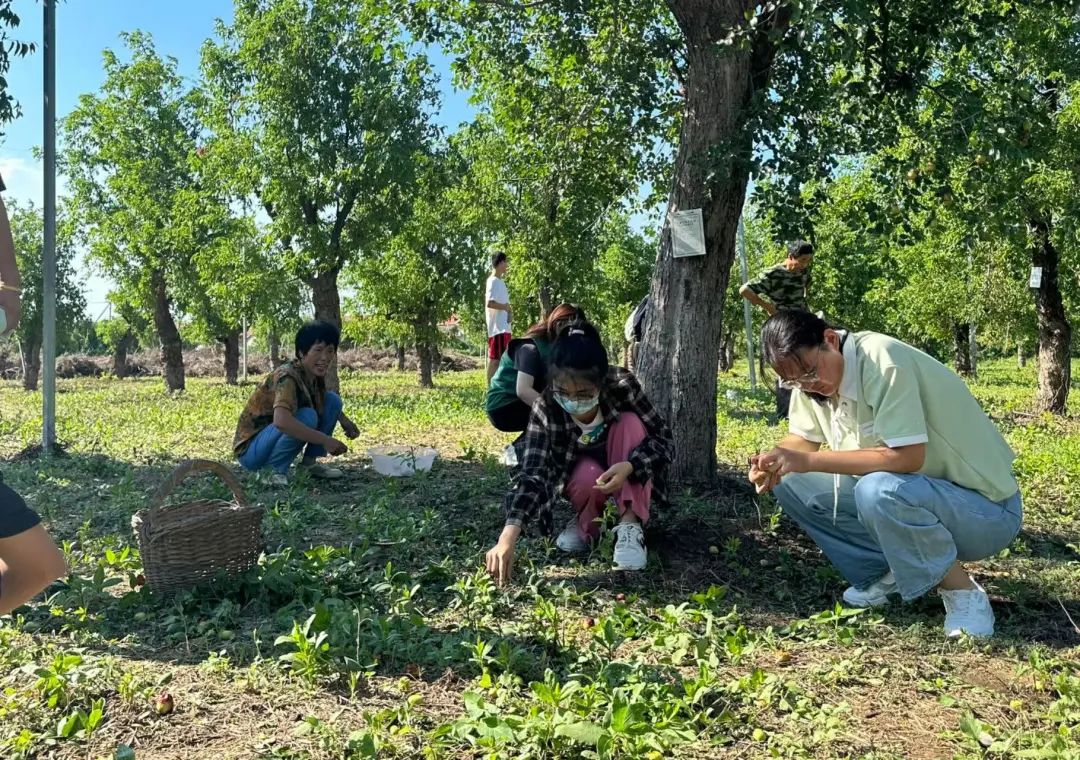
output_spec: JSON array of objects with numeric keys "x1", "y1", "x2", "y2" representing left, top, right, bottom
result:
[
  {"x1": 238, "y1": 392, "x2": 343, "y2": 474},
  {"x1": 773, "y1": 471, "x2": 1023, "y2": 600}
]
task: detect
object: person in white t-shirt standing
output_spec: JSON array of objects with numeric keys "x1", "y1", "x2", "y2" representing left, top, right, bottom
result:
[{"x1": 485, "y1": 251, "x2": 512, "y2": 381}]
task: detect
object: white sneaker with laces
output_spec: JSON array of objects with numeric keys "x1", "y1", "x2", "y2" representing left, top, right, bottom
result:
[
  {"x1": 269, "y1": 472, "x2": 290, "y2": 487},
  {"x1": 941, "y1": 580, "x2": 995, "y2": 638},
  {"x1": 612, "y1": 522, "x2": 647, "y2": 571},
  {"x1": 555, "y1": 517, "x2": 588, "y2": 553},
  {"x1": 842, "y1": 571, "x2": 898, "y2": 608}
]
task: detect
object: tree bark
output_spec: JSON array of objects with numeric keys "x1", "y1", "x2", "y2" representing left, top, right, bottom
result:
[
  {"x1": 953, "y1": 323, "x2": 973, "y2": 376},
  {"x1": 718, "y1": 328, "x2": 735, "y2": 372},
  {"x1": 637, "y1": 0, "x2": 790, "y2": 485},
  {"x1": 221, "y1": 330, "x2": 241, "y2": 385},
  {"x1": 417, "y1": 341, "x2": 434, "y2": 388},
  {"x1": 415, "y1": 317, "x2": 437, "y2": 388},
  {"x1": 1030, "y1": 219, "x2": 1071, "y2": 414},
  {"x1": 268, "y1": 331, "x2": 283, "y2": 367},
  {"x1": 112, "y1": 331, "x2": 134, "y2": 379},
  {"x1": 308, "y1": 267, "x2": 342, "y2": 390},
  {"x1": 396, "y1": 344, "x2": 406, "y2": 372},
  {"x1": 20, "y1": 339, "x2": 40, "y2": 392},
  {"x1": 538, "y1": 283, "x2": 553, "y2": 321},
  {"x1": 1017, "y1": 342, "x2": 1026, "y2": 369},
  {"x1": 151, "y1": 270, "x2": 185, "y2": 392}
]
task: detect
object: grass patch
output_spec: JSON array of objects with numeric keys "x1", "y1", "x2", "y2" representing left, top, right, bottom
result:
[{"x1": 0, "y1": 360, "x2": 1076, "y2": 758}]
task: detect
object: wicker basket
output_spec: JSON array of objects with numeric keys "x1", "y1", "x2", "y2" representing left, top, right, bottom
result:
[{"x1": 132, "y1": 459, "x2": 264, "y2": 596}]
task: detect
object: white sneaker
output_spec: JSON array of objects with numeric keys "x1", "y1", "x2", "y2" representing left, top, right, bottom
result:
[
  {"x1": 842, "y1": 571, "x2": 898, "y2": 608},
  {"x1": 612, "y1": 522, "x2": 647, "y2": 571},
  {"x1": 269, "y1": 472, "x2": 290, "y2": 487},
  {"x1": 499, "y1": 444, "x2": 519, "y2": 467},
  {"x1": 555, "y1": 518, "x2": 588, "y2": 553},
  {"x1": 941, "y1": 580, "x2": 995, "y2": 638}
]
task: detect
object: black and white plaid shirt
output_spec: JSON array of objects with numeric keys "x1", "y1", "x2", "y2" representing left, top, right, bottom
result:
[{"x1": 504, "y1": 367, "x2": 674, "y2": 535}]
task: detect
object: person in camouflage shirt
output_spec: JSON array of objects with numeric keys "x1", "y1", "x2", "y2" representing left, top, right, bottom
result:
[
  {"x1": 233, "y1": 321, "x2": 359, "y2": 486},
  {"x1": 740, "y1": 240, "x2": 815, "y2": 419},
  {"x1": 739, "y1": 239, "x2": 813, "y2": 315}
]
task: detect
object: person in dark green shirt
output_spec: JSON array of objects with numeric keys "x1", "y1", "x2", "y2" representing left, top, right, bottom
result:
[
  {"x1": 740, "y1": 240, "x2": 814, "y2": 419},
  {"x1": 487, "y1": 304, "x2": 584, "y2": 462}
]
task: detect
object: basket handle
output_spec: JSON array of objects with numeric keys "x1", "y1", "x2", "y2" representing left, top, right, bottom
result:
[{"x1": 149, "y1": 459, "x2": 248, "y2": 518}]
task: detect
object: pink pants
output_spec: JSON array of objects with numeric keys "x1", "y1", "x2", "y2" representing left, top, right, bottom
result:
[{"x1": 564, "y1": 412, "x2": 652, "y2": 541}]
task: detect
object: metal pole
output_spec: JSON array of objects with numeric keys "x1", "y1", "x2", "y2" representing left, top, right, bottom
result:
[
  {"x1": 737, "y1": 215, "x2": 757, "y2": 392},
  {"x1": 42, "y1": 0, "x2": 57, "y2": 453},
  {"x1": 241, "y1": 215, "x2": 248, "y2": 383}
]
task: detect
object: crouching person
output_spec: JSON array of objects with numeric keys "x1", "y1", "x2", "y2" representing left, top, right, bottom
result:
[
  {"x1": 750, "y1": 310, "x2": 1022, "y2": 638},
  {"x1": 233, "y1": 321, "x2": 360, "y2": 486},
  {"x1": 485, "y1": 320, "x2": 673, "y2": 585}
]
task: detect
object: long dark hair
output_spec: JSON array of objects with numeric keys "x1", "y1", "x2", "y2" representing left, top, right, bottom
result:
[
  {"x1": 549, "y1": 319, "x2": 609, "y2": 388},
  {"x1": 524, "y1": 303, "x2": 585, "y2": 341}
]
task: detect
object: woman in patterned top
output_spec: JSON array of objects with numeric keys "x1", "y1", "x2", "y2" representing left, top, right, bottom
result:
[
  {"x1": 485, "y1": 320, "x2": 673, "y2": 585},
  {"x1": 233, "y1": 321, "x2": 360, "y2": 486}
]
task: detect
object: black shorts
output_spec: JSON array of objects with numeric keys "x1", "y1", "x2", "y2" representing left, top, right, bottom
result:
[
  {"x1": 487, "y1": 400, "x2": 532, "y2": 433},
  {"x1": 0, "y1": 477, "x2": 42, "y2": 539}
]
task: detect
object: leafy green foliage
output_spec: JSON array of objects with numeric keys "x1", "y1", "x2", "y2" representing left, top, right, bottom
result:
[
  {"x1": 200, "y1": 0, "x2": 439, "y2": 324},
  {"x1": 4, "y1": 201, "x2": 86, "y2": 374}
]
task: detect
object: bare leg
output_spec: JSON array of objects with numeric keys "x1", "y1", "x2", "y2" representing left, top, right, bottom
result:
[{"x1": 937, "y1": 561, "x2": 975, "y2": 591}]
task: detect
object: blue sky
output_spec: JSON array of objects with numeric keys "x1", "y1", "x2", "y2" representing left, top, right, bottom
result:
[{"x1": 0, "y1": 0, "x2": 477, "y2": 315}]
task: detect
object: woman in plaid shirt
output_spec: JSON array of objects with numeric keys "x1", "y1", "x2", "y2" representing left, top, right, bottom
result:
[{"x1": 485, "y1": 321, "x2": 674, "y2": 585}]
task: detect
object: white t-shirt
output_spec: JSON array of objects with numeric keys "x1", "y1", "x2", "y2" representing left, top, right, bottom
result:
[{"x1": 485, "y1": 275, "x2": 510, "y2": 337}]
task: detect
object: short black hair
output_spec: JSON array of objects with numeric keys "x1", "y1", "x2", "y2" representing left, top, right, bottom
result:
[
  {"x1": 295, "y1": 320, "x2": 341, "y2": 358},
  {"x1": 760, "y1": 309, "x2": 827, "y2": 366},
  {"x1": 549, "y1": 320, "x2": 609, "y2": 388},
  {"x1": 787, "y1": 240, "x2": 814, "y2": 259},
  {"x1": 490, "y1": 251, "x2": 508, "y2": 269}
]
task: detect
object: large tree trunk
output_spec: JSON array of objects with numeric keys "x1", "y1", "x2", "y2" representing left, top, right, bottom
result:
[
  {"x1": 637, "y1": 1, "x2": 790, "y2": 485},
  {"x1": 538, "y1": 283, "x2": 553, "y2": 321},
  {"x1": 308, "y1": 268, "x2": 342, "y2": 390},
  {"x1": 718, "y1": 328, "x2": 735, "y2": 372},
  {"x1": 268, "y1": 331, "x2": 283, "y2": 367},
  {"x1": 396, "y1": 344, "x2": 406, "y2": 372},
  {"x1": 953, "y1": 323, "x2": 973, "y2": 376},
  {"x1": 415, "y1": 318, "x2": 437, "y2": 388},
  {"x1": 112, "y1": 331, "x2": 134, "y2": 379},
  {"x1": 20, "y1": 339, "x2": 40, "y2": 392},
  {"x1": 151, "y1": 271, "x2": 185, "y2": 392},
  {"x1": 221, "y1": 330, "x2": 240, "y2": 385},
  {"x1": 417, "y1": 342, "x2": 434, "y2": 388},
  {"x1": 1030, "y1": 219, "x2": 1071, "y2": 414}
]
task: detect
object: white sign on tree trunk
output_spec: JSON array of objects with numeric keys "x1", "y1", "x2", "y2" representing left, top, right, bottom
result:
[
  {"x1": 671, "y1": 208, "x2": 706, "y2": 258},
  {"x1": 1029, "y1": 266, "x2": 1043, "y2": 289}
]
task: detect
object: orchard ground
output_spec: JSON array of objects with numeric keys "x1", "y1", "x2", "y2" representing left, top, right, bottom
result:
[{"x1": 0, "y1": 360, "x2": 1077, "y2": 759}]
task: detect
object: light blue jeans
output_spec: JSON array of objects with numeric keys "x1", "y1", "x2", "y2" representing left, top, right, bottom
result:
[
  {"x1": 238, "y1": 392, "x2": 343, "y2": 474},
  {"x1": 773, "y1": 471, "x2": 1023, "y2": 600}
]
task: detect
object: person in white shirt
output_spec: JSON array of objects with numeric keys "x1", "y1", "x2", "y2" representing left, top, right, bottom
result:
[{"x1": 485, "y1": 251, "x2": 512, "y2": 381}]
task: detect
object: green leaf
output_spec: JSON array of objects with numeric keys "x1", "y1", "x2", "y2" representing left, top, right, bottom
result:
[{"x1": 555, "y1": 721, "x2": 604, "y2": 745}]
